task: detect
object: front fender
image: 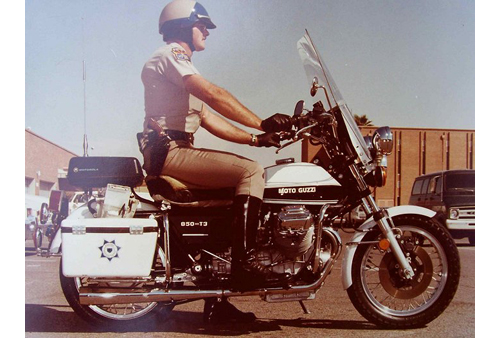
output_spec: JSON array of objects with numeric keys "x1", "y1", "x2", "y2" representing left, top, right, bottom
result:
[{"x1": 341, "y1": 205, "x2": 436, "y2": 290}]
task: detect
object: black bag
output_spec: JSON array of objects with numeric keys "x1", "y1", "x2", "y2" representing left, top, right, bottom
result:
[{"x1": 67, "y1": 157, "x2": 144, "y2": 188}]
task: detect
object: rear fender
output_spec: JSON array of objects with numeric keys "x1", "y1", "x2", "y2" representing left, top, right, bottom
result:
[{"x1": 341, "y1": 205, "x2": 436, "y2": 289}]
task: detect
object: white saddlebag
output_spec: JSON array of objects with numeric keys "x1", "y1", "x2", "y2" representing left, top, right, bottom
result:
[{"x1": 62, "y1": 218, "x2": 158, "y2": 278}]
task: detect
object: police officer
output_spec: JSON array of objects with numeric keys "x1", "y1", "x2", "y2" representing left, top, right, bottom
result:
[{"x1": 141, "y1": 0, "x2": 291, "y2": 324}]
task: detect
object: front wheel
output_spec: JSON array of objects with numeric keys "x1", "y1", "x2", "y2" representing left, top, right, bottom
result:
[{"x1": 347, "y1": 215, "x2": 460, "y2": 329}]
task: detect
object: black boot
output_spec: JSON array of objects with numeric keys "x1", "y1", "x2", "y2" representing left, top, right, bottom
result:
[
  {"x1": 231, "y1": 195, "x2": 290, "y2": 290},
  {"x1": 203, "y1": 297, "x2": 256, "y2": 324}
]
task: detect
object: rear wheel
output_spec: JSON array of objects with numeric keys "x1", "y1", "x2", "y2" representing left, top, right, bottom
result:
[
  {"x1": 60, "y1": 248, "x2": 175, "y2": 327},
  {"x1": 347, "y1": 215, "x2": 460, "y2": 329}
]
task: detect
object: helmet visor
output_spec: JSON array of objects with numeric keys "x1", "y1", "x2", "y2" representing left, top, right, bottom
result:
[{"x1": 191, "y1": 2, "x2": 216, "y2": 29}]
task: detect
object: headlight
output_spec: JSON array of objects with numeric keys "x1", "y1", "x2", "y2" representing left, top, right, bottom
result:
[
  {"x1": 372, "y1": 127, "x2": 393, "y2": 155},
  {"x1": 449, "y1": 208, "x2": 459, "y2": 220},
  {"x1": 364, "y1": 166, "x2": 387, "y2": 187}
]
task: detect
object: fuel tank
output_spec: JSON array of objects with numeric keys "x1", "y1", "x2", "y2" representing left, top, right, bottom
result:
[{"x1": 264, "y1": 163, "x2": 345, "y2": 205}]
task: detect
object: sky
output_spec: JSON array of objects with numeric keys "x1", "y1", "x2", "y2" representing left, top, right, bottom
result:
[{"x1": 24, "y1": 0, "x2": 475, "y2": 168}]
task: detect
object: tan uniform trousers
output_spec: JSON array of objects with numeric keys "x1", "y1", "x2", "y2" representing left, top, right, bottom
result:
[{"x1": 161, "y1": 140, "x2": 265, "y2": 199}]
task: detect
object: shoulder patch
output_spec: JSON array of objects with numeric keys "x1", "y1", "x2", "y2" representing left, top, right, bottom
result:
[{"x1": 171, "y1": 48, "x2": 190, "y2": 62}]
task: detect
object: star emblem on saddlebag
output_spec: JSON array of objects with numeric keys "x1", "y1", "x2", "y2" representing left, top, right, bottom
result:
[{"x1": 98, "y1": 240, "x2": 121, "y2": 261}]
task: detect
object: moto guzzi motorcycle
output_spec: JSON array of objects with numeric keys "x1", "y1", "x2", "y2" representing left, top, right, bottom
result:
[{"x1": 49, "y1": 31, "x2": 460, "y2": 329}]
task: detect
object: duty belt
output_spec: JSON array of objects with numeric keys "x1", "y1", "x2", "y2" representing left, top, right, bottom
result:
[{"x1": 164, "y1": 130, "x2": 194, "y2": 144}]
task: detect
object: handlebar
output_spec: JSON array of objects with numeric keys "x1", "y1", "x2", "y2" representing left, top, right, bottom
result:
[
  {"x1": 273, "y1": 101, "x2": 332, "y2": 153},
  {"x1": 290, "y1": 114, "x2": 308, "y2": 128},
  {"x1": 275, "y1": 115, "x2": 318, "y2": 153}
]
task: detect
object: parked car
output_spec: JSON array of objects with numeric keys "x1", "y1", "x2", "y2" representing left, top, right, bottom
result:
[{"x1": 409, "y1": 169, "x2": 475, "y2": 245}]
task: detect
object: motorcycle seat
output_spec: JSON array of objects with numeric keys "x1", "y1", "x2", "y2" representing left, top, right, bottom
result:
[{"x1": 145, "y1": 175, "x2": 234, "y2": 207}]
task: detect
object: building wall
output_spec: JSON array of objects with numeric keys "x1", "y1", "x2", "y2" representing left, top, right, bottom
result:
[
  {"x1": 302, "y1": 126, "x2": 474, "y2": 207},
  {"x1": 25, "y1": 129, "x2": 78, "y2": 196}
]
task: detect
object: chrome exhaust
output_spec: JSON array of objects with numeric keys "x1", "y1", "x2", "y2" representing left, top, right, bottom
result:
[{"x1": 79, "y1": 258, "x2": 335, "y2": 306}]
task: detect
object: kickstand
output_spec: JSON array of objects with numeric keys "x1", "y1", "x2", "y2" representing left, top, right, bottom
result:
[{"x1": 299, "y1": 300, "x2": 311, "y2": 314}]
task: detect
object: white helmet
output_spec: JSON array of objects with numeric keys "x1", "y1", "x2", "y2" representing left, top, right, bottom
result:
[{"x1": 159, "y1": 0, "x2": 216, "y2": 35}]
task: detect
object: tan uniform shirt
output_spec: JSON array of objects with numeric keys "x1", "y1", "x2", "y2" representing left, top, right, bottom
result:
[
  {"x1": 141, "y1": 42, "x2": 204, "y2": 133},
  {"x1": 140, "y1": 43, "x2": 265, "y2": 199}
]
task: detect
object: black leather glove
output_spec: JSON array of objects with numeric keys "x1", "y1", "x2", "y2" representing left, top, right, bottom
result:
[
  {"x1": 256, "y1": 132, "x2": 281, "y2": 148},
  {"x1": 261, "y1": 113, "x2": 292, "y2": 132}
]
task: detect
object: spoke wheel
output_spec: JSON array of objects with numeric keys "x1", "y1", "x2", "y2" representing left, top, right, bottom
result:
[
  {"x1": 77, "y1": 278, "x2": 160, "y2": 321},
  {"x1": 347, "y1": 215, "x2": 460, "y2": 329},
  {"x1": 60, "y1": 247, "x2": 174, "y2": 327},
  {"x1": 361, "y1": 227, "x2": 446, "y2": 315}
]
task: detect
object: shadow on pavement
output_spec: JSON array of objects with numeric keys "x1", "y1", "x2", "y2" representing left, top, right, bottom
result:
[
  {"x1": 25, "y1": 305, "x2": 377, "y2": 335},
  {"x1": 26, "y1": 304, "x2": 91, "y2": 333}
]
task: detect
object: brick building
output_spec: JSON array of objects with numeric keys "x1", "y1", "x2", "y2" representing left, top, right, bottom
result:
[
  {"x1": 302, "y1": 126, "x2": 475, "y2": 207},
  {"x1": 25, "y1": 129, "x2": 78, "y2": 196},
  {"x1": 26, "y1": 126, "x2": 475, "y2": 206}
]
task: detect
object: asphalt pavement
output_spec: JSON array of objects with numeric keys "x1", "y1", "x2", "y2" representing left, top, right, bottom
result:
[{"x1": 24, "y1": 233, "x2": 475, "y2": 338}]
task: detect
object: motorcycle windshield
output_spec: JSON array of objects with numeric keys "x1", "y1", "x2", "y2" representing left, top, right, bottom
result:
[{"x1": 297, "y1": 31, "x2": 372, "y2": 166}]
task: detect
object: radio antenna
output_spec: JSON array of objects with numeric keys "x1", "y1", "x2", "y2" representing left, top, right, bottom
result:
[{"x1": 82, "y1": 17, "x2": 89, "y2": 157}]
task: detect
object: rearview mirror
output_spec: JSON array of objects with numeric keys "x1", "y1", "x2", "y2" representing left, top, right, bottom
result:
[
  {"x1": 294, "y1": 100, "x2": 304, "y2": 116},
  {"x1": 310, "y1": 77, "x2": 319, "y2": 97}
]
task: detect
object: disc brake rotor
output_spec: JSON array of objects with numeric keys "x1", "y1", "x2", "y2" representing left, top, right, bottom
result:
[{"x1": 379, "y1": 246, "x2": 434, "y2": 299}]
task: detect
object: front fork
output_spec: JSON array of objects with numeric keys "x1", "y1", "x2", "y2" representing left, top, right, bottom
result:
[
  {"x1": 361, "y1": 195, "x2": 415, "y2": 279},
  {"x1": 349, "y1": 163, "x2": 415, "y2": 279}
]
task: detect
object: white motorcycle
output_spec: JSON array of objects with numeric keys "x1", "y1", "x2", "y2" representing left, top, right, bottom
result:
[{"x1": 49, "y1": 31, "x2": 460, "y2": 329}]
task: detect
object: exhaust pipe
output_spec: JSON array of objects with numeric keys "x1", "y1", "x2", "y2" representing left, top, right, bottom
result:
[
  {"x1": 79, "y1": 228, "x2": 342, "y2": 306},
  {"x1": 79, "y1": 259, "x2": 335, "y2": 306}
]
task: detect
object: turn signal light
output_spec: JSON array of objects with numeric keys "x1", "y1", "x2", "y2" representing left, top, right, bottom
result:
[{"x1": 378, "y1": 238, "x2": 390, "y2": 251}]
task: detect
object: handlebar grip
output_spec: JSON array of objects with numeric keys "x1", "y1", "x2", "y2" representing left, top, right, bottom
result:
[
  {"x1": 290, "y1": 115, "x2": 307, "y2": 128},
  {"x1": 280, "y1": 115, "x2": 308, "y2": 141}
]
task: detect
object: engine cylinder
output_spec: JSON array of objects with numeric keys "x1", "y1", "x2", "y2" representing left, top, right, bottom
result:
[{"x1": 274, "y1": 205, "x2": 315, "y2": 258}]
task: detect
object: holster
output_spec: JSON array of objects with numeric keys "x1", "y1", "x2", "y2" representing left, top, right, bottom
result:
[{"x1": 137, "y1": 131, "x2": 170, "y2": 176}]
